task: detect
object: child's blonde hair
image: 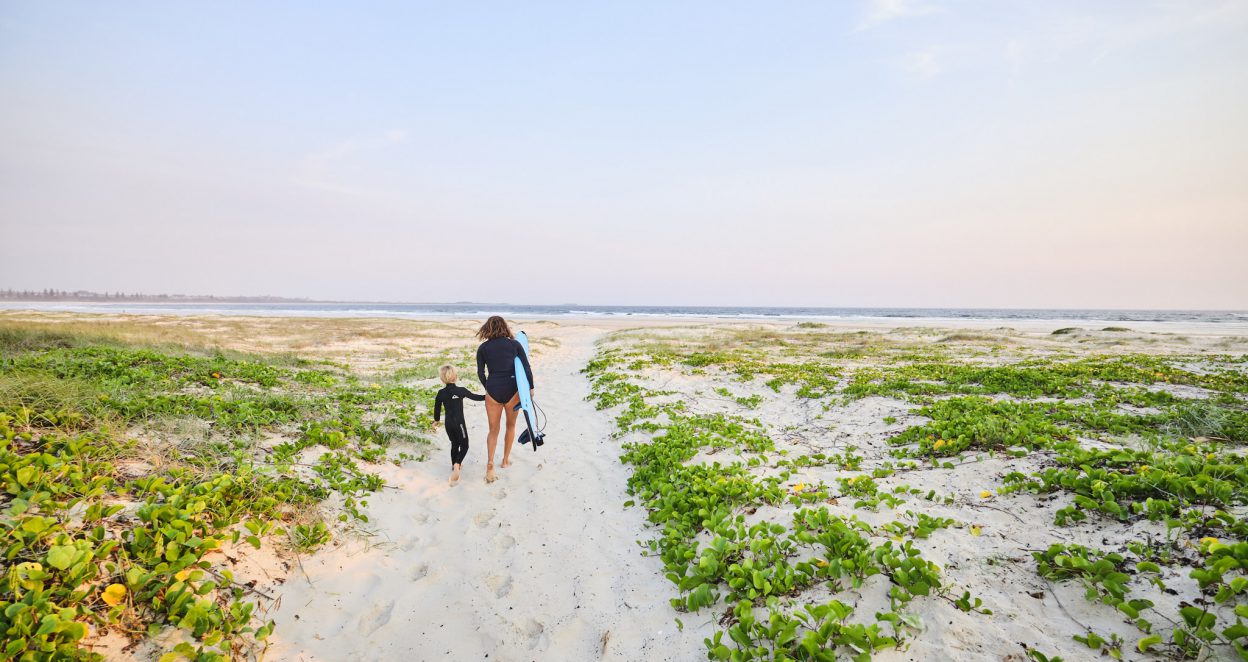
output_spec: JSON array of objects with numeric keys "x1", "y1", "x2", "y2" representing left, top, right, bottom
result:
[{"x1": 438, "y1": 365, "x2": 458, "y2": 384}]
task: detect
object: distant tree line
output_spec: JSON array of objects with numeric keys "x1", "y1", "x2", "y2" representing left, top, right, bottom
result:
[{"x1": 0, "y1": 289, "x2": 308, "y2": 303}]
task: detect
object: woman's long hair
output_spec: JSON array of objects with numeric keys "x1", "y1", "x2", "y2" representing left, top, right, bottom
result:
[{"x1": 476, "y1": 315, "x2": 513, "y2": 341}]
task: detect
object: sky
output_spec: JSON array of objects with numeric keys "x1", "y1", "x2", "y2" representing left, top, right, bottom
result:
[{"x1": 1, "y1": 1, "x2": 1246, "y2": 309}]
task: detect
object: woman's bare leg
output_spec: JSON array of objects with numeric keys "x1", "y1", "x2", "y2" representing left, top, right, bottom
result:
[
  {"x1": 501, "y1": 393, "x2": 520, "y2": 468},
  {"x1": 484, "y1": 396, "x2": 503, "y2": 483}
]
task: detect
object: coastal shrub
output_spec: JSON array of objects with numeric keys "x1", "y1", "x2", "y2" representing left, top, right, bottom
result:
[
  {"x1": 591, "y1": 327, "x2": 1248, "y2": 660},
  {"x1": 0, "y1": 331, "x2": 431, "y2": 659},
  {"x1": 584, "y1": 346, "x2": 987, "y2": 660}
]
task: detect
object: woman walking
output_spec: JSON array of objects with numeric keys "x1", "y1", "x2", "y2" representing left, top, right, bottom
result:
[{"x1": 475, "y1": 316, "x2": 533, "y2": 483}]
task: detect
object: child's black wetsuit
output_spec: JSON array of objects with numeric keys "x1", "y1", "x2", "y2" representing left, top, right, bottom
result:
[
  {"x1": 433, "y1": 384, "x2": 485, "y2": 466},
  {"x1": 476, "y1": 337, "x2": 534, "y2": 403}
]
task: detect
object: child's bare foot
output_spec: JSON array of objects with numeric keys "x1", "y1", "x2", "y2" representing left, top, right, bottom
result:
[
  {"x1": 449, "y1": 465, "x2": 461, "y2": 485},
  {"x1": 485, "y1": 462, "x2": 497, "y2": 483}
]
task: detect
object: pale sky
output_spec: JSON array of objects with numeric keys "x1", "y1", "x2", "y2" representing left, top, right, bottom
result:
[{"x1": 2, "y1": 1, "x2": 1246, "y2": 308}]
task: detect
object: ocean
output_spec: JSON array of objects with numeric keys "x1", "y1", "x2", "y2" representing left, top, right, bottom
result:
[{"x1": 2, "y1": 301, "x2": 1245, "y2": 327}]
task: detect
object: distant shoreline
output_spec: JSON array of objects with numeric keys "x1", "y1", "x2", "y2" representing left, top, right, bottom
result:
[{"x1": 3, "y1": 302, "x2": 1247, "y2": 336}]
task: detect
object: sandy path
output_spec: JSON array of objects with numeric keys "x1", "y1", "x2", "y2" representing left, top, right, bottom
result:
[{"x1": 265, "y1": 325, "x2": 706, "y2": 661}]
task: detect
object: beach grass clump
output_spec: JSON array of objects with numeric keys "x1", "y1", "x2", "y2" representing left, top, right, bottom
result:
[
  {"x1": 0, "y1": 325, "x2": 433, "y2": 660},
  {"x1": 585, "y1": 345, "x2": 992, "y2": 661},
  {"x1": 596, "y1": 325, "x2": 1248, "y2": 660}
]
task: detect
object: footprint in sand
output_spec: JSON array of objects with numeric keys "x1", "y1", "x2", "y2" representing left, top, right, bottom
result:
[
  {"x1": 356, "y1": 600, "x2": 395, "y2": 635},
  {"x1": 485, "y1": 574, "x2": 513, "y2": 598},
  {"x1": 399, "y1": 536, "x2": 420, "y2": 551},
  {"x1": 410, "y1": 563, "x2": 430, "y2": 581},
  {"x1": 411, "y1": 512, "x2": 430, "y2": 524},
  {"x1": 493, "y1": 487, "x2": 508, "y2": 500},
  {"x1": 520, "y1": 618, "x2": 546, "y2": 649},
  {"x1": 473, "y1": 510, "x2": 495, "y2": 527},
  {"x1": 493, "y1": 532, "x2": 516, "y2": 552}
]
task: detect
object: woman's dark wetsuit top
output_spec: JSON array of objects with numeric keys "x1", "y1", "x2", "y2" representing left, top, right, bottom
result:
[
  {"x1": 433, "y1": 384, "x2": 485, "y2": 427},
  {"x1": 476, "y1": 337, "x2": 534, "y2": 403}
]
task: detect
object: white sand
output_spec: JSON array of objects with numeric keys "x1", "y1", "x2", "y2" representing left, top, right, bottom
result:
[{"x1": 264, "y1": 325, "x2": 707, "y2": 661}]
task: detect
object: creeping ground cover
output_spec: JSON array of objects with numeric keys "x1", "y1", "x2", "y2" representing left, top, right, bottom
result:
[
  {"x1": 0, "y1": 319, "x2": 459, "y2": 661},
  {"x1": 586, "y1": 325, "x2": 1248, "y2": 660}
]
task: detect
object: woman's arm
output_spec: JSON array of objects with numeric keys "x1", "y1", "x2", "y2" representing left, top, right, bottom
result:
[{"x1": 476, "y1": 343, "x2": 488, "y2": 385}]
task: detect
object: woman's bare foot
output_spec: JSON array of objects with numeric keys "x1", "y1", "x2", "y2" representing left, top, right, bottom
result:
[
  {"x1": 449, "y1": 465, "x2": 461, "y2": 485},
  {"x1": 501, "y1": 457, "x2": 512, "y2": 468},
  {"x1": 485, "y1": 462, "x2": 497, "y2": 483}
]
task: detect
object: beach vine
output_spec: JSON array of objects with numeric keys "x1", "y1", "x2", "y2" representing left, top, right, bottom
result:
[
  {"x1": 589, "y1": 326, "x2": 1248, "y2": 660},
  {"x1": 0, "y1": 323, "x2": 441, "y2": 660}
]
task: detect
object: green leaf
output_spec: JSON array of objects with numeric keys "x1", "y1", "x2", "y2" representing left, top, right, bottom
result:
[
  {"x1": 21, "y1": 517, "x2": 51, "y2": 534},
  {"x1": 1180, "y1": 606, "x2": 1216, "y2": 630},
  {"x1": 46, "y1": 545, "x2": 76, "y2": 570},
  {"x1": 36, "y1": 615, "x2": 60, "y2": 636},
  {"x1": 6, "y1": 638, "x2": 27, "y2": 656},
  {"x1": 1224, "y1": 624, "x2": 1248, "y2": 640},
  {"x1": 1137, "y1": 635, "x2": 1161, "y2": 652},
  {"x1": 59, "y1": 621, "x2": 87, "y2": 640}
]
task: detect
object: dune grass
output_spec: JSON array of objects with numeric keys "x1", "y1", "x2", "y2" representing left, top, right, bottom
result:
[
  {"x1": 588, "y1": 325, "x2": 1248, "y2": 661},
  {"x1": 0, "y1": 319, "x2": 441, "y2": 661}
]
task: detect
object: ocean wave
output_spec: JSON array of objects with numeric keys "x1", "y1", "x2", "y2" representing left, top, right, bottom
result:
[{"x1": 2, "y1": 302, "x2": 1245, "y2": 326}]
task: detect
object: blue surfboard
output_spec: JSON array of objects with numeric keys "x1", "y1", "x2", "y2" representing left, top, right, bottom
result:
[{"x1": 514, "y1": 331, "x2": 544, "y2": 450}]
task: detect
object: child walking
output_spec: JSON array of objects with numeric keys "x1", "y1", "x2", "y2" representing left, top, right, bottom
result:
[{"x1": 432, "y1": 365, "x2": 485, "y2": 485}]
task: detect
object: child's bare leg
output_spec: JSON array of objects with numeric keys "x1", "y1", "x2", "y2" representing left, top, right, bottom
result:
[
  {"x1": 484, "y1": 397, "x2": 503, "y2": 482},
  {"x1": 501, "y1": 393, "x2": 519, "y2": 467}
]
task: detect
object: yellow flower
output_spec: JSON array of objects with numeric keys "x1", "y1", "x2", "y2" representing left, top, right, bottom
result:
[
  {"x1": 1201, "y1": 537, "x2": 1219, "y2": 546},
  {"x1": 1138, "y1": 465, "x2": 1149, "y2": 473},
  {"x1": 175, "y1": 569, "x2": 191, "y2": 582},
  {"x1": 816, "y1": 560, "x2": 829, "y2": 568},
  {"x1": 792, "y1": 483, "x2": 805, "y2": 493},
  {"x1": 970, "y1": 525, "x2": 982, "y2": 537},
  {"x1": 933, "y1": 439, "x2": 946, "y2": 450},
  {"x1": 101, "y1": 584, "x2": 127, "y2": 607},
  {"x1": 980, "y1": 490, "x2": 992, "y2": 499}
]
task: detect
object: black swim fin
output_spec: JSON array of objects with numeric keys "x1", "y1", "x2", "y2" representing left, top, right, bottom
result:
[{"x1": 517, "y1": 409, "x2": 540, "y2": 450}]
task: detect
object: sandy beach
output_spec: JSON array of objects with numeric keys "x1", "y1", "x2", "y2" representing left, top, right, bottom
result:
[
  {"x1": 7, "y1": 2, "x2": 1246, "y2": 659},
  {"x1": 3, "y1": 311, "x2": 1248, "y2": 662},
  {"x1": 262, "y1": 322, "x2": 708, "y2": 661}
]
